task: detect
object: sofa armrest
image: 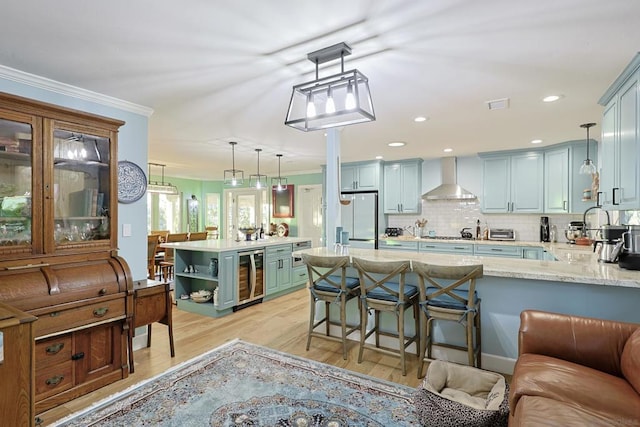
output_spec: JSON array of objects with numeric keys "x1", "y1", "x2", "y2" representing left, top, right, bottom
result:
[{"x1": 518, "y1": 310, "x2": 639, "y2": 377}]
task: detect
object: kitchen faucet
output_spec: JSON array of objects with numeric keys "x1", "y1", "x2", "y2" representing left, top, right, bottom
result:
[
  {"x1": 404, "y1": 225, "x2": 415, "y2": 236},
  {"x1": 583, "y1": 206, "x2": 611, "y2": 237}
]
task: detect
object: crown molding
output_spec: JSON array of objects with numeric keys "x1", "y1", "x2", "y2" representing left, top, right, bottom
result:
[{"x1": 0, "y1": 64, "x2": 154, "y2": 117}]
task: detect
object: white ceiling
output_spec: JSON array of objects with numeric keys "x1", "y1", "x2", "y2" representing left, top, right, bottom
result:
[{"x1": 2, "y1": 0, "x2": 639, "y2": 180}]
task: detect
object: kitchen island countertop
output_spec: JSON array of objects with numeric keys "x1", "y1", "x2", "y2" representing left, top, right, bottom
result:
[
  {"x1": 294, "y1": 243, "x2": 640, "y2": 289},
  {"x1": 162, "y1": 237, "x2": 311, "y2": 252}
]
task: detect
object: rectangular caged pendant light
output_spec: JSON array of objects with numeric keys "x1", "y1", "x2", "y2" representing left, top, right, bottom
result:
[{"x1": 284, "y1": 42, "x2": 375, "y2": 132}]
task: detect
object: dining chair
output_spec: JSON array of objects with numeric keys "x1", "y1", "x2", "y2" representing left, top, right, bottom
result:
[
  {"x1": 188, "y1": 231, "x2": 208, "y2": 241},
  {"x1": 352, "y1": 257, "x2": 418, "y2": 376},
  {"x1": 302, "y1": 254, "x2": 360, "y2": 360},
  {"x1": 411, "y1": 261, "x2": 483, "y2": 378},
  {"x1": 159, "y1": 232, "x2": 189, "y2": 282},
  {"x1": 147, "y1": 235, "x2": 159, "y2": 279},
  {"x1": 205, "y1": 226, "x2": 219, "y2": 239}
]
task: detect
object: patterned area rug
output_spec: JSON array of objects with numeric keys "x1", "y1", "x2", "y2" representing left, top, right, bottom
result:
[{"x1": 52, "y1": 339, "x2": 419, "y2": 426}]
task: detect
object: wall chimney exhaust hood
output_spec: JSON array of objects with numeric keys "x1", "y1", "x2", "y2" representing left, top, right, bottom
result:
[{"x1": 422, "y1": 157, "x2": 476, "y2": 200}]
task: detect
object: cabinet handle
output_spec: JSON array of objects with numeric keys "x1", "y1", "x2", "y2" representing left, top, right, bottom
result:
[
  {"x1": 596, "y1": 191, "x2": 603, "y2": 207},
  {"x1": 93, "y1": 307, "x2": 109, "y2": 317},
  {"x1": 563, "y1": 201, "x2": 568, "y2": 211},
  {"x1": 45, "y1": 375, "x2": 64, "y2": 386},
  {"x1": 71, "y1": 352, "x2": 85, "y2": 360},
  {"x1": 491, "y1": 248, "x2": 503, "y2": 251},
  {"x1": 98, "y1": 288, "x2": 107, "y2": 296},
  {"x1": 4, "y1": 262, "x2": 50, "y2": 271},
  {"x1": 612, "y1": 187, "x2": 620, "y2": 205},
  {"x1": 50, "y1": 312, "x2": 60, "y2": 317},
  {"x1": 46, "y1": 343, "x2": 65, "y2": 355},
  {"x1": 454, "y1": 247, "x2": 467, "y2": 250}
]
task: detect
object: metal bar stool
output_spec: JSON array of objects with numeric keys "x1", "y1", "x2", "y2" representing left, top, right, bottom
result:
[
  {"x1": 412, "y1": 261, "x2": 483, "y2": 378},
  {"x1": 352, "y1": 257, "x2": 419, "y2": 376},
  {"x1": 302, "y1": 254, "x2": 361, "y2": 360}
]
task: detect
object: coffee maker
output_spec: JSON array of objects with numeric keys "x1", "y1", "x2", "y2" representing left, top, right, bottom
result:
[
  {"x1": 540, "y1": 216, "x2": 550, "y2": 242},
  {"x1": 593, "y1": 225, "x2": 627, "y2": 263},
  {"x1": 619, "y1": 225, "x2": 640, "y2": 270}
]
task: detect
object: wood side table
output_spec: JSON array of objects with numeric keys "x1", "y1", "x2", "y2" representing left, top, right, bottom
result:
[{"x1": 130, "y1": 279, "x2": 175, "y2": 373}]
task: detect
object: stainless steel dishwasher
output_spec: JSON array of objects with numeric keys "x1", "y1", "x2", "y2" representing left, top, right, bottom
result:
[{"x1": 235, "y1": 249, "x2": 265, "y2": 310}]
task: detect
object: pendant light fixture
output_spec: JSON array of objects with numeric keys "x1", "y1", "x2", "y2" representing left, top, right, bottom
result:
[
  {"x1": 147, "y1": 162, "x2": 178, "y2": 195},
  {"x1": 249, "y1": 148, "x2": 268, "y2": 189},
  {"x1": 284, "y1": 42, "x2": 375, "y2": 132},
  {"x1": 271, "y1": 154, "x2": 288, "y2": 191},
  {"x1": 579, "y1": 123, "x2": 597, "y2": 175},
  {"x1": 224, "y1": 141, "x2": 244, "y2": 186}
]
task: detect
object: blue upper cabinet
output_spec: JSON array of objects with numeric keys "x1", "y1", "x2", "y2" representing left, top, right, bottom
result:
[
  {"x1": 598, "y1": 53, "x2": 640, "y2": 210},
  {"x1": 341, "y1": 161, "x2": 381, "y2": 191},
  {"x1": 383, "y1": 159, "x2": 423, "y2": 214},
  {"x1": 544, "y1": 142, "x2": 597, "y2": 213},
  {"x1": 544, "y1": 147, "x2": 569, "y2": 213},
  {"x1": 481, "y1": 152, "x2": 543, "y2": 213}
]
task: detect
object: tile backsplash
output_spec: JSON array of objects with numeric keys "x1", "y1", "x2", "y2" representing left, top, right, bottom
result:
[{"x1": 387, "y1": 199, "x2": 588, "y2": 242}]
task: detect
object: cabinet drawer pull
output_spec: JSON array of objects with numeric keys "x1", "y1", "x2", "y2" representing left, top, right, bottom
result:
[
  {"x1": 5, "y1": 262, "x2": 50, "y2": 271},
  {"x1": 491, "y1": 248, "x2": 503, "y2": 251},
  {"x1": 45, "y1": 343, "x2": 65, "y2": 355},
  {"x1": 71, "y1": 352, "x2": 85, "y2": 360},
  {"x1": 50, "y1": 312, "x2": 60, "y2": 317},
  {"x1": 45, "y1": 375, "x2": 64, "y2": 386},
  {"x1": 93, "y1": 307, "x2": 109, "y2": 317},
  {"x1": 454, "y1": 247, "x2": 467, "y2": 250},
  {"x1": 99, "y1": 288, "x2": 108, "y2": 296}
]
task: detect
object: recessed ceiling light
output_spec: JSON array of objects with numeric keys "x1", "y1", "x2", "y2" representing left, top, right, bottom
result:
[
  {"x1": 388, "y1": 141, "x2": 406, "y2": 147},
  {"x1": 414, "y1": 116, "x2": 428, "y2": 122},
  {"x1": 375, "y1": 155, "x2": 383, "y2": 159},
  {"x1": 542, "y1": 95, "x2": 563, "y2": 103},
  {"x1": 443, "y1": 148, "x2": 453, "y2": 153},
  {"x1": 531, "y1": 139, "x2": 543, "y2": 144}
]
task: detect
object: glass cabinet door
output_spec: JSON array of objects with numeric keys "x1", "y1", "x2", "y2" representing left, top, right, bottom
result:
[
  {"x1": 0, "y1": 112, "x2": 38, "y2": 255},
  {"x1": 51, "y1": 124, "x2": 111, "y2": 249}
]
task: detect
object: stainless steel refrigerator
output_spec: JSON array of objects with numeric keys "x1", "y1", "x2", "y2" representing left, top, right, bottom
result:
[{"x1": 340, "y1": 191, "x2": 378, "y2": 249}]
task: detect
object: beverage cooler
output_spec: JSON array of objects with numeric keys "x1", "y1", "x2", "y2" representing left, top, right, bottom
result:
[{"x1": 236, "y1": 249, "x2": 265, "y2": 310}]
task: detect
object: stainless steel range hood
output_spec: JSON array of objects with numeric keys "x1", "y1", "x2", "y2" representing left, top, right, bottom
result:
[{"x1": 422, "y1": 157, "x2": 477, "y2": 200}]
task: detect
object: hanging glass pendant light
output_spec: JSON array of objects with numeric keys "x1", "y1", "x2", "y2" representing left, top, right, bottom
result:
[
  {"x1": 249, "y1": 148, "x2": 268, "y2": 189},
  {"x1": 224, "y1": 141, "x2": 244, "y2": 186},
  {"x1": 271, "y1": 154, "x2": 288, "y2": 191},
  {"x1": 579, "y1": 123, "x2": 597, "y2": 175},
  {"x1": 284, "y1": 42, "x2": 375, "y2": 132},
  {"x1": 147, "y1": 163, "x2": 178, "y2": 195}
]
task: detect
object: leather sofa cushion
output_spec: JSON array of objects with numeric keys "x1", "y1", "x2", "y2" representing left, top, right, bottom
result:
[
  {"x1": 513, "y1": 395, "x2": 624, "y2": 427},
  {"x1": 509, "y1": 353, "x2": 640, "y2": 421},
  {"x1": 622, "y1": 328, "x2": 640, "y2": 395}
]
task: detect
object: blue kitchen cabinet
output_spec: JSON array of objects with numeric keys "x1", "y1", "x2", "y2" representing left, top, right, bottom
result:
[
  {"x1": 481, "y1": 152, "x2": 543, "y2": 213},
  {"x1": 544, "y1": 147, "x2": 569, "y2": 213},
  {"x1": 474, "y1": 244, "x2": 522, "y2": 258},
  {"x1": 265, "y1": 244, "x2": 293, "y2": 295},
  {"x1": 418, "y1": 241, "x2": 474, "y2": 255},
  {"x1": 291, "y1": 265, "x2": 309, "y2": 286},
  {"x1": 341, "y1": 161, "x2": 381, "y2": 191},
  {"x1": 599, "y1": 56, "x2": 640, "y2": 210},
  {"x1": 383, "y1": 159, "x2": 423, "y2": 214},
  {"x1": 379, "y1": 239, "x2": 419, "y2": 252},
  {"x1": 173, "y1": 249, "x2": 237, "y2": 317},
  {"x1": 522, "y1": 247, "x2": 544, "y2": 260}
]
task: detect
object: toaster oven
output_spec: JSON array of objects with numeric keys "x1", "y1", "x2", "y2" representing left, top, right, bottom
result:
[{"x1": 488, "y1": 228, "x2": 516, "y2": 241}]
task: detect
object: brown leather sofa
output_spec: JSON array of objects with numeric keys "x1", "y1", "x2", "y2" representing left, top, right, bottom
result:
[{"x1": 509, "y1": 310, "x2": 640, "y2": 426}]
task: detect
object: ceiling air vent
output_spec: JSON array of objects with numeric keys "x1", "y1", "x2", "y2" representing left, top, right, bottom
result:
[{"x1": 486, "y1": 98, "x2": 510, "y2": 110}]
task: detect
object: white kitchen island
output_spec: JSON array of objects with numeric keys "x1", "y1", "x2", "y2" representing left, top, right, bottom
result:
[{"x1": 293, "y1": 243, "x2": 640, "y2": 374}]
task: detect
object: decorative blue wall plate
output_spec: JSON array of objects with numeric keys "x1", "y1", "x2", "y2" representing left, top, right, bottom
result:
[{"x1": 118, "y1": 160, "x2": 147, "y2": 203}]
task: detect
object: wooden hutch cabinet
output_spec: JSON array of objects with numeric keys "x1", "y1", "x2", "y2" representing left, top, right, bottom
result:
[{"x1": 0, "y1": 92, "x2": 133, "y2": 417}]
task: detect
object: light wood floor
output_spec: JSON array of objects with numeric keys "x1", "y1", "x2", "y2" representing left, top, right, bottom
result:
[{"x1": 39, "y1": 288, "x2": 426, "y2": 425}]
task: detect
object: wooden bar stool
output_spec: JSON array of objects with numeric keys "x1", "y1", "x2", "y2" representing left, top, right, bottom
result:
[
  {"x1": 411, "y1": 261, "x2": 483, "y2": 378},
  {"x1": 159, "y1": 232, "x2": 188, "y2": 281},
  {"x1": 302, "y1": 254, "x2": 361, "y2": 360},
  {"x1": 352, "y1": 257, "x2": 419, "y2": 376}
]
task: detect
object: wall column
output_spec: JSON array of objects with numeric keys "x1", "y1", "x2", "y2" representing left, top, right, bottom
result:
[{"x1": 325, "y1": 128, "x2": 341, "y2": 247}]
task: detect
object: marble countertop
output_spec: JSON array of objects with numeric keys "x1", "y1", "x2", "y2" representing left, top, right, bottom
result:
[
  {"x1": 162, "y1": 237, "x2": 311, "y2": 252},
  {"x1": 380, "y1": 235, "x2": 570, "y2": 248},
  {"x1": 295, "y1": 243, "x2": 640, "y2": 289}
]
